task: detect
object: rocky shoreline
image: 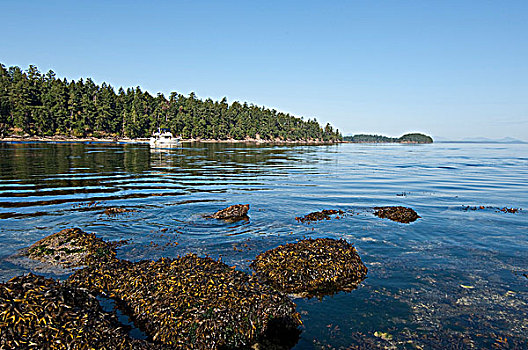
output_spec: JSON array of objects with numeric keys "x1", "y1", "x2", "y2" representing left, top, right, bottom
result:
[
  {"x1": 3, "y1": 202, "x2": 524, "y2": 348},
  {"x1": 0, "y1": 135, "x2": 341, "y2": 145},
  {"x1": 1, "y1": 205, "x2": 373, "y2": 349},
  {"x1": 0, "y1": 135, "x2": 440, "y2": 145}
]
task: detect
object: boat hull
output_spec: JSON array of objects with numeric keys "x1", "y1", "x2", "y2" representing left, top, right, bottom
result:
[{"x1": 149, "y1": 138, "x2": 180, "y2": 148}]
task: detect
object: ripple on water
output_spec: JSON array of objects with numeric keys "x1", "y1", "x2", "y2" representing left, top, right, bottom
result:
[{"x1": 0, "y1": 142, "x2": 527, "y2": 348}]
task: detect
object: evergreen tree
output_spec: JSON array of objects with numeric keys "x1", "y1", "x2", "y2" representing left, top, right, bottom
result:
[
  {"x1": 0, "y1": 63, "x2": 343, "y2": 141},
  {"x1": 0, "y1": 64, "x2": 11, "y2": 136}
]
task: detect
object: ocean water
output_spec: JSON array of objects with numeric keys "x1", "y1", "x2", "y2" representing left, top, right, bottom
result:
[{"x1": 0, "y1": 141, "x2": 527, "y2": 349}]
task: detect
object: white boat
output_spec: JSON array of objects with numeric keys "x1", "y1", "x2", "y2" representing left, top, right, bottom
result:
[{"x1": 149, "y1": 128, "x2": 180, "y2": 147}]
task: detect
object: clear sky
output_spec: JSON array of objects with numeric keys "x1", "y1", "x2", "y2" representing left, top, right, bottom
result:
[{"x1": 2, "y1": 0, "x2": 527, "y2": 140}]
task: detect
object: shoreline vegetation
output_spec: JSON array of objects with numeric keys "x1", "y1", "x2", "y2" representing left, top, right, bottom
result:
[
  {"x1": 0, "y1": 134, "x2": 340, "y2": 144},
  {"x1": 0, "y1": 63, "x2": 434, "y2": 145},
  {"x1": 0, "y1": 63, "x2": 342, "y2": 143},
  {"x1": 0, "y1": 132, "x2": 433, "y2": 145},
  {"x1": 343, "y1": 133, "x2": 433, "y2": 144}
]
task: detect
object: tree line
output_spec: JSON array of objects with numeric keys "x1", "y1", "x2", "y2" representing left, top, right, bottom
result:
[
  {"x1": 0, "y1": 63, "x2": 342, "y2": 141},
  {"x1": 344, "y1": 133, "x2": 433, "y2": 143}
]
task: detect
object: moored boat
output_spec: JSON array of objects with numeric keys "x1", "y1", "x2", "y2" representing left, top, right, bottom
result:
[{"x1": 149, "y1": 128, "x2": 179, "y2": 147}]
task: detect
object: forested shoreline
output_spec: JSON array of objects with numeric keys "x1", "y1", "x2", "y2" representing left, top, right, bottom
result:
[
  {"x1": 343, "y1": 133, "x2": 433, "y2": 143},
  {"x1": 0, "y1": 64, "x2": 342, "y2": 141}
]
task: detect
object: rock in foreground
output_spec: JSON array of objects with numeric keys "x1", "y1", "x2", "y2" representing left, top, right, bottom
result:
[
  {"x1": 67, "y1": 254, "x2": 301, "y2": 349},
  {"x1": 25, "y1": 228, "x2": 117, "y2": 268},
  {"x1": 251, "y1": 238, "x2": 368, "y2": 298},
  {"x1": 0, "y1": 273, "x2": 152, "y2": 349},
  {"x1": 373, "y1": 206, "x2": 421, "y2": 223},
  {"x1": 208, "y1": 204, "x2": 250, "y2": 221}
]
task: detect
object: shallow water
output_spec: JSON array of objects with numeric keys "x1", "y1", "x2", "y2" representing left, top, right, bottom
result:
[{"x1": 1, "y1": 141, "x2": 527, "y2": 349}]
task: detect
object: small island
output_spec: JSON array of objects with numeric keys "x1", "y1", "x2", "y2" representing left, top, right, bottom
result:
[{"x1": 343, "y1": 133, "x2": 433, "y2": 144}]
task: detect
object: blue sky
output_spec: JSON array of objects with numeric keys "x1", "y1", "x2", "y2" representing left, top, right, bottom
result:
[{"x1": 2, "y1": 0, "x2": 527, "y2": 140}]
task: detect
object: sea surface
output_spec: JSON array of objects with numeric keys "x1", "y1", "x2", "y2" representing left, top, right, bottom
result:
[{"x1": 0, "y1": 141, "x2": 527, "y2": 349}]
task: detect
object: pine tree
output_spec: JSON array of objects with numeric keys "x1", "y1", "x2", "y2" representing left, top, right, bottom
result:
[
  {"x1": 0, "y1": 63, "x2": 343, "y2": 141},
  {"x1": 0, "y1": 64, "x2": 11, "y2": 136}
]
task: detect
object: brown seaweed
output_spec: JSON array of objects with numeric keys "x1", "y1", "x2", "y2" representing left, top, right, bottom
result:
[
  {"x1": 373, "y1": 206, "x2": 420, "y2": 223},
  {"x1": 67, "y1": 254, "x2": 301, "y2": 349},
  {"x1": 462, "y1": 205, "x2": 522, "y2": 213},
  {"x1": 104, "y1": 207, "x2": 138, "y2": 215},
  {"x1": 206, "y1": 204, "x2": 250, "y2": 221},
  {"x1": 25, "y1": 228, "x2": 118, "y2": 268},
  {"x1": 498, "y1": 207, "x2": 521, "y2": 213},
  {"x1": 251, "y1": 238, "x2": 367, "y2": 298},
  {"x1": 0, "y1": 273, "x2": 155, "y2": 349},
  {"x1": 295, "y1": 209, "x2": 344, "y2": 223}
]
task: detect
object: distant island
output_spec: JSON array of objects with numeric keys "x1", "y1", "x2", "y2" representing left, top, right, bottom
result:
[
  {"x1": 343, "y1": 133, "x2": 433, "y2": 144},
  {"x1": 0, "y1": 63, "x2": 341, "y2": 142}
]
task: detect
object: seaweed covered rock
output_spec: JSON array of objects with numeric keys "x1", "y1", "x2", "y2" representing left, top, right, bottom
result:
[
  {"x1": 67, "y1": 254, "x2": 301, "y2": 349},
  {"x1": 104, "y1": 207, "x2": 137, "y2": 216},
  {"x1": 0, "y1": 273, "x2": 153, "y2": 350},
  {"x1": 373, "y1": 206, "x2": 420, "y2": 223},
  {"x1": 25, "y1": 228, "x2": 117, "y2": 268},
  {"x1": 498, "y1": 207, "x2": 521, "y2": 213},
  {"x1": 295, "y1": 209, "x2": 344, "y2": 223},
  {"x1": 207, "y1": 204, "x2": 250, "y2": 221},
  {"x1": 251, "y1": 238, "x2": 367, "y2": 298}
]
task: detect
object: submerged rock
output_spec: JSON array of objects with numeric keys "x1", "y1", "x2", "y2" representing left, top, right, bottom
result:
[
  {"x1": 104, "y1": 207, "x2": 137, "y2": 215},
  {"x1": 251, "y1": 238, "x2": 368, "y2": 298},
  {"x1": 0, "y1": 273, "x2": 153, "y2": 349},
  {"x1": 207, "y1": 204, "x2": 250, "y2": 221},
  {"x1": 67, "y1": 254, "x2": 301, "y2": 349},
  {"x1": 295, "y1": 209, "x2": 344, "y2": 223},
  {"x1": 498, "y1": 207, "x2": 521, "y2": 213},
  {"x1": 373, "y1": 206, "x2": 420, "y2": 223},
  {"x1": 25, "y1": 228, "x2": 118, "y2": 268},
  {"x1": 462, "y1": 205, "x2": 522, "y2": 213}
]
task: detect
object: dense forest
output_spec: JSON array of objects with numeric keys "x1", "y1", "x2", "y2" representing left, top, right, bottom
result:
[
  {"x1": 0, "y1": 63, "x2": 342, "y2": 141},
  {"x1": 344, "y1": 133, "x2": 433, "y2": 143},
  {"x1": 345, "y1": 134, "x2": 399, "y2": 143}
]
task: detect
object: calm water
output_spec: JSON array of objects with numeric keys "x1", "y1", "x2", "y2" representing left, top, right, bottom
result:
[{"x1": 1, "y1": 142, "x2": 527, "y2": 349}]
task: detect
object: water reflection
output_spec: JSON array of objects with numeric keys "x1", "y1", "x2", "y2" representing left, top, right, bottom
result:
[{"x1": 0, "y1": 142, "x2": 527, "y2": 349}]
